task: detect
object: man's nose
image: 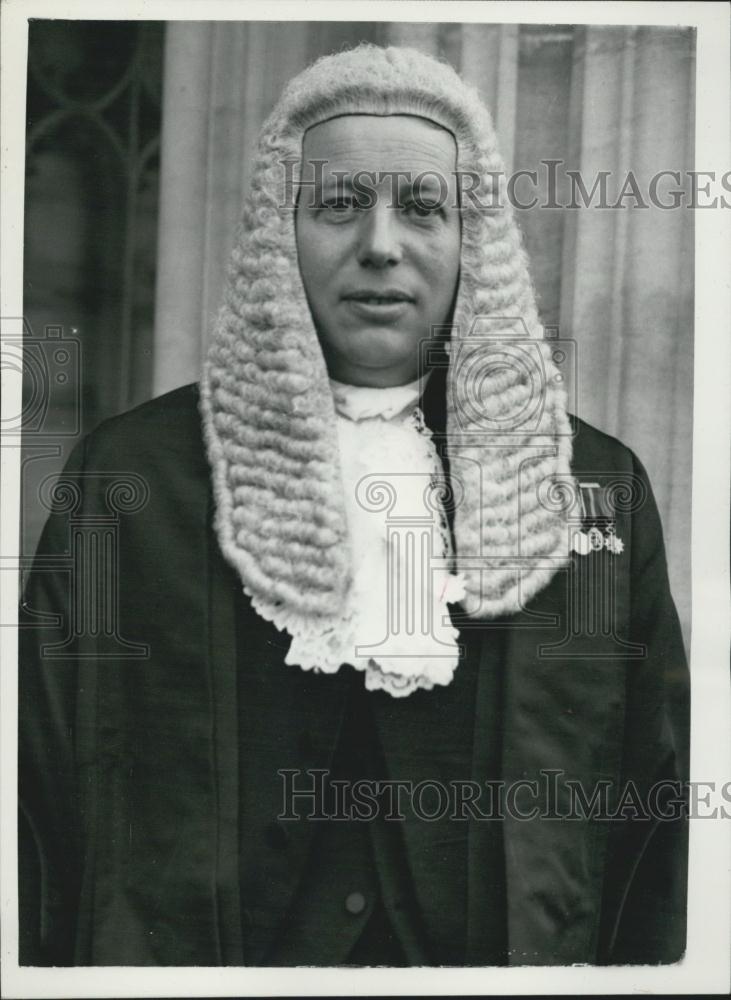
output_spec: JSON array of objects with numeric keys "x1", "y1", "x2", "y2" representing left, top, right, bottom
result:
[{"x1": 355, "y1": 203, "x2": 403, "y2": 268}]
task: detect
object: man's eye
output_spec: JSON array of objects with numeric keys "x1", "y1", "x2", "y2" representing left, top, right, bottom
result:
[
  {"x1": 322, "y1": 197, "x2": 360, "y2": 212},
  {"x1": 404, "y1": 200, "x2": 442, "y2": 218}
]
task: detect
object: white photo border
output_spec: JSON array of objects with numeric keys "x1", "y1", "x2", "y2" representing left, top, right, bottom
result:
[{"x1": 2, "y1": 1, "x2": 729, "y2": 996}]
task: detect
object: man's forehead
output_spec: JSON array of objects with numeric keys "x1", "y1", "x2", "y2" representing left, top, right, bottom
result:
[{"x1": 300, "y1": 113, "x2": 457, "y2": 178}]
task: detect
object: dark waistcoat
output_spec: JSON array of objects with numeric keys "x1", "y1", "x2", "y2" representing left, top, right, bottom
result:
[{"x1": 235, "y1": 597, "x2": 504, "y2": 966}]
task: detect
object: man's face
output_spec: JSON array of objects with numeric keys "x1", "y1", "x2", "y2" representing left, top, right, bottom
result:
[{"x1": 295, "y1": 114, "x2": 461, "y2": 387}]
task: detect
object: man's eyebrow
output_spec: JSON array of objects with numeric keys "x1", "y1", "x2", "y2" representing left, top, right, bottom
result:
[
  {"x1": 404, "y1": 175, "x2": 445, "y2": 192},
  {"x1": 318, "y1": 175, "x2": 356, "y2": 191},
  {"x1": 299, "y1": 170, "x2": 453, "y2": 207}
]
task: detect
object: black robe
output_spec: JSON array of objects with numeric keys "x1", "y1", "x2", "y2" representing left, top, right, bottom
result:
[{"x1": 18, "y1": 382, "x2": 689, "y2": 966}]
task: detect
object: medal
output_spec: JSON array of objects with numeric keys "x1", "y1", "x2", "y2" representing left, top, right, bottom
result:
[
  {"x1": 588, "y1": 526, "x2": 604, "y2": 551},
  {"x1": 573, "y1": 483, "x2": 625, "y2": 557},
  {"x1": 604, "y1": 526, "x2": 625, "y2": 555},
  {"x1": 572, "y1": 529, "x2": 591, "y2": 555}
]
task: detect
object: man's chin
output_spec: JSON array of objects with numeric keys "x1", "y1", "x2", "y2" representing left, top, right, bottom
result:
[{"x1": 330, "y1": 356, "x2": 420, "y2": 388}]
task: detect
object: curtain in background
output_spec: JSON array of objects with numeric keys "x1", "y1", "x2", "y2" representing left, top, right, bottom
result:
[{"x1": 152, "y1": 20, "x2": 694, "y2": 647}]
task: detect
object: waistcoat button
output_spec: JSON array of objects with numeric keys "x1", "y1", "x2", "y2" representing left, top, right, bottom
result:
[{"x1": 344, "y1": 891, "x2": 367, "y2": 915}]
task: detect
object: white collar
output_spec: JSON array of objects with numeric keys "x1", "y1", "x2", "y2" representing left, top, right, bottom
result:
[{"x1": 329, "y1": 372, "x2": 431, "y2": 422}]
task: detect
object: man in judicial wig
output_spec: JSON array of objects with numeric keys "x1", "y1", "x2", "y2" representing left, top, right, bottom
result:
[{"x1": 19, "y1": 45, "x2": 689, "y2": 966}]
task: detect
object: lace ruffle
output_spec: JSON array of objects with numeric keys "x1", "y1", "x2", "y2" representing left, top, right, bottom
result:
[{"x1": 250, "y1": 378, "x2": 465, "y2": 698}]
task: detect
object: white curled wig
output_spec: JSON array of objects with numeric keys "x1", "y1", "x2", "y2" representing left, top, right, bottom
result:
[{"x1": 200, "y1": 43, "x2": 574, "y2": 638}]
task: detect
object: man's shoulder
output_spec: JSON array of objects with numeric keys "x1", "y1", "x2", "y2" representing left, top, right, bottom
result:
[
  {"x1": 82, "y1": 390, "x2": 642, "y2": 479},
  {"x1": 83, "y1": 383, "x2": 205, "y2": 470},
  {"x1": 569, "y1": 414, "x2": 638, "y2": 476},
  {"x1": 92, "y1": 382, "x2": 201, "y2": 436}
]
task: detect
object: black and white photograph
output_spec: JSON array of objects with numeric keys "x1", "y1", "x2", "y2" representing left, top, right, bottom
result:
[{"x1": 1, "y1": 1, "x2": 729, "y2": 996}]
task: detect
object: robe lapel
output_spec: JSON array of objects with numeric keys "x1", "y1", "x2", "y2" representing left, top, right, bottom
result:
[
  {"x1": 353, "y1": 551, "x2": 631, "y2": 966},
  {"x1": 498, "y1": 554, "x2": 629, "y2": 965},
  {"x1": 89, "y1": 456, "x2": 222, "y2": 965},
  {"x1": 206, "y1": 515, "x2": 245, "y2": 964},
  {"x1": 210, "y1": 527, "x2": 352, "y2": 964},
  {"x1": 465, "y1": 621, "x2": 508, "y2": 965}
]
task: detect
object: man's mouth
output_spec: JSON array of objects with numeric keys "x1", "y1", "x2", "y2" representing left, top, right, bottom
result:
[{"x1": 343, "y1": 289, "x2": 414, "y2": 305}]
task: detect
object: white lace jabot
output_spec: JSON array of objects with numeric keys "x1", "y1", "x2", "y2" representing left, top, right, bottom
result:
[{"x1": 268, "y1": 373, "x2": 466, "y2": 697}]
